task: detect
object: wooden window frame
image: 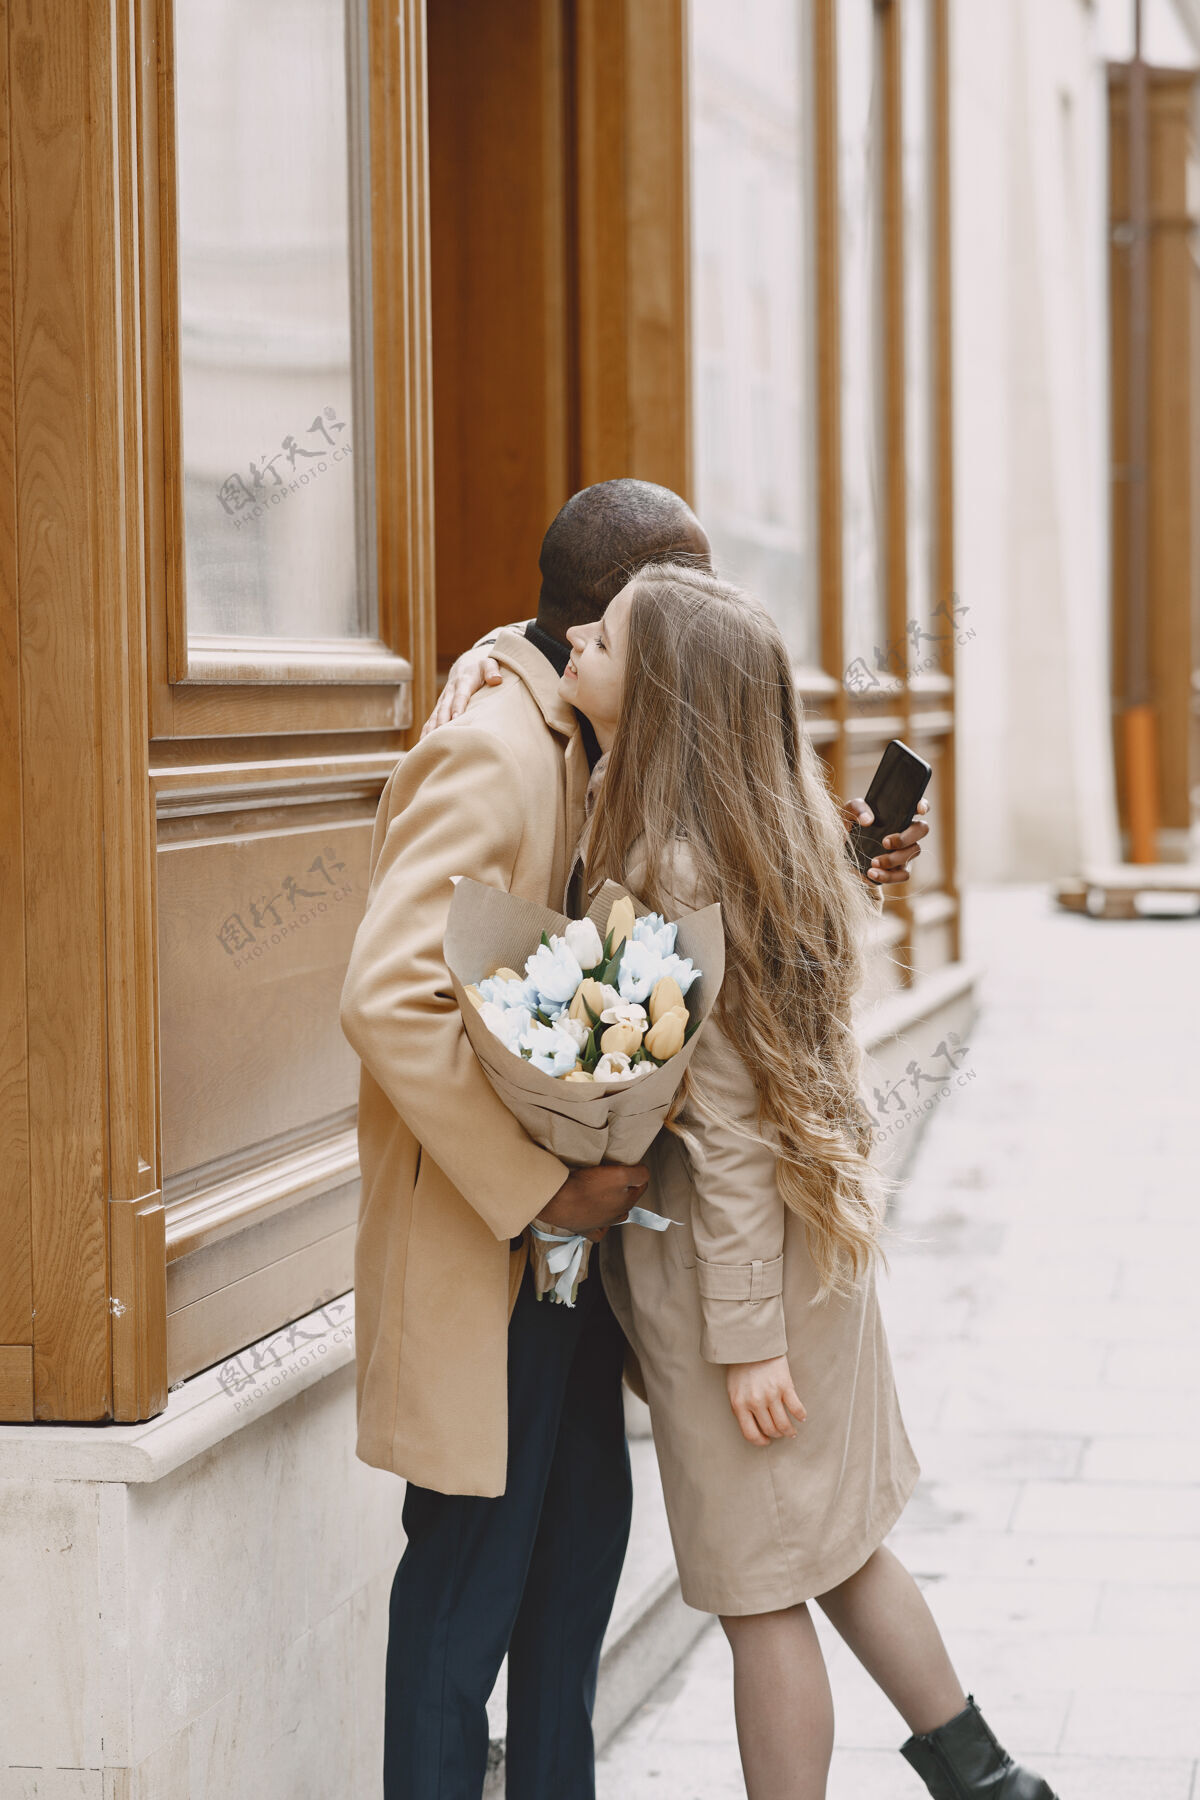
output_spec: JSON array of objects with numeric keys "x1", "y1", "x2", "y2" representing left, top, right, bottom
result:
[
  {"x1": 0, "y1": 0, "x2": 433, "y2": 1425},
  {"x1": 686, "y1": 3, "x2": 833, "y2": 713},
  {"x1": 135, "y1": 0, "x2": 436, "y2": 1402},
  {"x1": 142, "y1": 0, "x2": 435, "y2": 742}
]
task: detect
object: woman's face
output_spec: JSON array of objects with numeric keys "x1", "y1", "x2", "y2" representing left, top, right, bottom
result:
[{"x1": 561, "y1": 584, "x2": 633, "y2": 751}]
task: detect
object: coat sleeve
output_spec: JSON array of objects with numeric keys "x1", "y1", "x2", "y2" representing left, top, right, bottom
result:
[
  {"x1": 339, "y1": 726, "x2": 570, "y2": 1242},
  {"x1": 682, "y1": 1014, "x2": 789, "y2": 1365},
  {"x1": 657, "y1": 843, "x2": 789, "y2": 1366}
]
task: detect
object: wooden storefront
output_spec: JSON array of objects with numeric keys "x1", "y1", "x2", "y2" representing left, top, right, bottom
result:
[{"x1": 0, "y1": 0, "x2": 960, "y2": 1427}]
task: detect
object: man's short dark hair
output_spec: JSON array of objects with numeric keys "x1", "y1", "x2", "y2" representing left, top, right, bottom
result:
[{"x1": 537, "y1": 479, "x2": 712, "y2": 639}]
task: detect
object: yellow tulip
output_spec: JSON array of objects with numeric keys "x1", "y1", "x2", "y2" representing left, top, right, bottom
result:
[
  {"x1": 569, "y1": 978, "x2": 608, "y2": 1026},
  {"x1": 645, "y1": 1006, "x2": 687, "y2": 1060},
  {"x1": 464, "y1": 984, "x2": 486, "y2": 1011},
  {"x1": 648, "y1": 976, "x2": 685, "y2": 1024},
  {"x1": 606, "y1": 894, "x2": 637, "y2": 952},
  {"x1": 490, "y1": 966, "x2": 522, "y2": 984},
  {"x1": 564, "y1": 1070, "x2": 594, "y2": 1083},
  {"x1": 600, "y1": 1020, "x2": 644, "y2": 1058}
]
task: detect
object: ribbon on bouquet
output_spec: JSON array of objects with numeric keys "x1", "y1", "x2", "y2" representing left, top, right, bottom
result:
[{"x1": 529, "y1": 1207, "x2": 676, "y2": 1307}]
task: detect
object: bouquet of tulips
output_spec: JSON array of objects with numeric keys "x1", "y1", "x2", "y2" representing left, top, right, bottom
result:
[
  {"x1": 466, "y1": 891, "x2": 700, "y2": 1085},
  {"x1": 445, "y1": 877, "x2": 725, "y2": 1303}
]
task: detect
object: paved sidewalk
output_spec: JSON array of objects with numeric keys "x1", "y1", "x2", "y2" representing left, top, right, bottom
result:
[{"x1": 598, "y1": 883, "x2": 1200, "y2": 1799}]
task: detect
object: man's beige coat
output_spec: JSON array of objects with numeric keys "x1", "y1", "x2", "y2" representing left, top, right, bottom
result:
[{"x1": 339, "y1": 631, "x2": 590, "y2": 1496}]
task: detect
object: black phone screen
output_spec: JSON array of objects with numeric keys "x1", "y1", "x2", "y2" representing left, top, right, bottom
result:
[{"x1": 848, "y1": 739, "x2": 932, "y2": 878}]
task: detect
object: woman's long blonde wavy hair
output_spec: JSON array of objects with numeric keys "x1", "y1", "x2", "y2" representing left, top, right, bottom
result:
[{"x1": 586, "y1": 564, "x2": 893, "y2": 1301}]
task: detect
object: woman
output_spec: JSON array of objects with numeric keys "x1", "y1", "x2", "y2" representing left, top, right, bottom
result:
[{"x1": 563, "y1": 564, "x2": 1058, "y2": 1800}]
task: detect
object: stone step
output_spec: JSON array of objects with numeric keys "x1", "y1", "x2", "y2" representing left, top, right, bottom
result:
[
  {"x1": 483, "y1": 1436, "x2": 707, "y2": 1794},
  {"x1": 1055, "y1": 862, "x2": 1200, "y2": 918}
]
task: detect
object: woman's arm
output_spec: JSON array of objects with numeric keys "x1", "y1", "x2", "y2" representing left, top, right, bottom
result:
[
  {"x1": 682, "y1": 1012, "x2": 789, "y2": 1365},
  {"x1": 684, "y1": 1012, "x2": 814, "y2": 1446},
  {"x1": 420, "y1": 621, "x2": 534, "y2": 739},
  {"x1": 657, "y1": 845, "x2": 790, "y2": 1366},
  {"x1": 656, "y1": 841, "x2": 811, "y2": 1445}
]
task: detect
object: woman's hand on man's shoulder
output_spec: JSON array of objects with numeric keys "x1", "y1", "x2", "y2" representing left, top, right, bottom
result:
[{"x1": 420, "y1": 649, "x2": 504, "y2": 738}]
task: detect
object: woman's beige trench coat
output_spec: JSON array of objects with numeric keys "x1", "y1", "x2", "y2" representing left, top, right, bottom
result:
[
  {"x1": 339, "y1": 631, "x2": 590, "y2": 1498},
  {"x1": 599, "y1": 838, "x2": 920, "y2": 1616}
]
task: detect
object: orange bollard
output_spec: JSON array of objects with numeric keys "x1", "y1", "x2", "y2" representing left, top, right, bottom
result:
[{"x1": 1121, "y1": 703, "x2": 1159, "y2": 864}]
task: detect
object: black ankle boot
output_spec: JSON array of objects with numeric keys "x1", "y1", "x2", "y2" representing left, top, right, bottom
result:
[{"x1": 900, "y1": 1695, "x2": 1060, "y2": 1798}]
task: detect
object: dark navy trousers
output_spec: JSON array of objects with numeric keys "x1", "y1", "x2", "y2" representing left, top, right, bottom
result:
[{"x1": 382, "y1": 1259, "x2": 633, "y2": 1800}]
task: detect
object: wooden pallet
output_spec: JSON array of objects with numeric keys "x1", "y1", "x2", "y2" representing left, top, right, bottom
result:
[{"x1": 1055, "y1": 863, "x2": 1200, "y2": 919}]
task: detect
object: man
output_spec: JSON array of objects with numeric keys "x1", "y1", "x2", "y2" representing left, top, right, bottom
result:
[
  {"x1": 340, "y1": 479, "x2": 928, "y2": 1800},
  {"x1": 425, "y1": 486, "x2": 928, "y2": 899}
]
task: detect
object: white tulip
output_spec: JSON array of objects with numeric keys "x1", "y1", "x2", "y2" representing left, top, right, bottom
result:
[
  {"x1": 521, "y1": 1020, "x2": 584, "y2": 1077},
  {"x1": 593, "y1": 1051, "x2": 639, "y2": 1082},
  {"x1": 480, "y1": 1002, "x2": 533, "y2": 1050},
  {"x1": 598, "y1": 1001, "x2": 649, "y2": 1030},
  {"x1": 563, "y1": 917, "x2": 605, "y2": 970}
]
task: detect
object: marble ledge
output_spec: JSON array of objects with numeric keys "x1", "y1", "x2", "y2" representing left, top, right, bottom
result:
[
  {"x1": 0, "y1": 1290, "x2": 356, "y2": 1487},
  {"x1": 858, "y1": 957, "x2": 982, "y2": 1053}
]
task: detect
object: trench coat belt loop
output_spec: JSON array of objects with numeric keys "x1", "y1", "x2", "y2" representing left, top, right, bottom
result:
[{"x1": 749, "y1": 1259, "x2": 764, "y2": 1304}]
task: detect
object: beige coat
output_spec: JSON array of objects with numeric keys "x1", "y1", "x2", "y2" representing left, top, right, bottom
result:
[
  {"x1": 599, "y1": 840, "x2": 920, "y2": 1615},
  {"x1": 339, "y1": 630, "x2": 591, "y2": 1497}
]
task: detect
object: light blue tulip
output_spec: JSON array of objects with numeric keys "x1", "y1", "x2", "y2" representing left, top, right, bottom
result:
[
  {"x1": 478, "y1": 973, "x2": 540, "y2": 1011},
  {"x1": 616, "y1": 939, "x2": 663, "y2": 1003},
  {"x1": 525, "y1": 939, "x2": 585, "y2": 1007},
  {"x1": 655, "y1": 952, "x2": 699, "y2": 995},
  {"x1": 632, "y1": 913, "x2": 678, "y2": 957}
]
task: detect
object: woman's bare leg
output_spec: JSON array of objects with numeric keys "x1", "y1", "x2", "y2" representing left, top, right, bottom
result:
[
  {"x1": 815, "y1": 1545, "x2": 966, "y2": 1734},
  {"x1": 719, "y1": 1603, "x2": 835, "y2": 1800}
]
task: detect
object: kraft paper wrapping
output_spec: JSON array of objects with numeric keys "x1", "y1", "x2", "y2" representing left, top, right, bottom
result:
[{"x1": 444, "y1": 876, "x2": 726, "y2": 1169}]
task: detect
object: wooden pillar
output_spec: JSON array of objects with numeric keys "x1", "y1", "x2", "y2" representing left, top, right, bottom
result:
[
  {"x1": 879, "y1": 0, "x2": 917, "y2": 983},
  {"x1": 813, "y1": 0, "x2": 847, "y2": 805},
  {"x1": 2, "y1": 0, "x2": 164, "y2": 1421},
  {"x1": 426, "y1": 0, "x2": 571, "y2": 664},
  {"x1": 1109, "y1": 65, "x2": 1200, "y2": 854},
  {"x1": 0, "y1": 0, "x2": 32, "y2": 1421},
  {"x1": 426, "y1": 0, "x2": 694, "y2": 665},
  {"x1": 573, "y1": 0, "x2": 692, "y2": 500},
  {"x1": 931, "y1": 0, "x2": 960, "y2": 960}
]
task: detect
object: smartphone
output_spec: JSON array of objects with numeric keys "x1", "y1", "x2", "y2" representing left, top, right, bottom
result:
[{"x1": 848, "y1": 739, "x2": 932, "y2": 878}]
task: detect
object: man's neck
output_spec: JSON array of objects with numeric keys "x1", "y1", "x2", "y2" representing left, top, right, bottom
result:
[{"x1": 524, "y1": 617, "x2": 570, "y2": 677}]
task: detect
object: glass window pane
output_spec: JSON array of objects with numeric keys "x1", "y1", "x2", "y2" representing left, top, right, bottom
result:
[
  {"x1": 689, "y1": 0, "x2": 819, "y2": 668},
  {"x1": 173, "y1": 0, "x2": 375, "y2": 642},
  {"x1": 838, "y1": 0, "x2": 885, "y2": 675},
  {"x1": 903, "y1": 0, "x2": 935, "y2": 650}
]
